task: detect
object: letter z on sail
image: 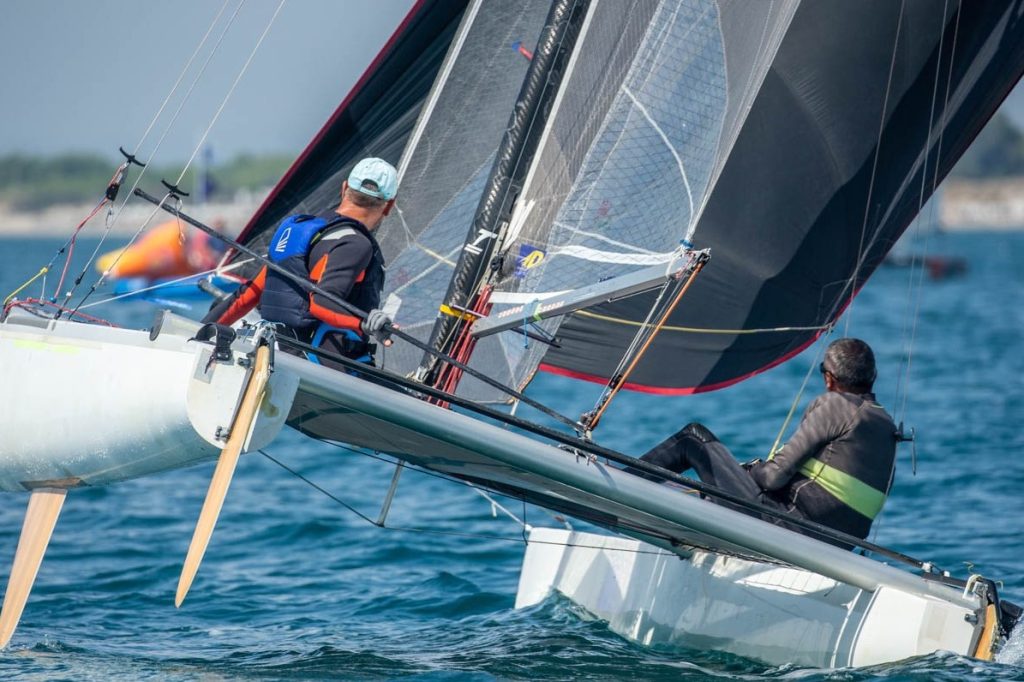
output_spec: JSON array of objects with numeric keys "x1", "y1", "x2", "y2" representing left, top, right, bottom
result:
[{"x1": 463, "y1": 228, "x2": 498, "y2": 255}]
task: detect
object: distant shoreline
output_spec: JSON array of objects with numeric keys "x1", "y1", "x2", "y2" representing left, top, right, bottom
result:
[
  {"x1": 1, "y1": 178, "x2": 1024, "y2": 237},
  {"x1": 0, "y1": 190, "x2": 267, "y2": 238}
]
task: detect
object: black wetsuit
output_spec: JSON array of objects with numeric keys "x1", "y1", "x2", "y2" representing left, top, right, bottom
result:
[{"x1": 639, "y1": 391, "x2": 897, "y2": 540}]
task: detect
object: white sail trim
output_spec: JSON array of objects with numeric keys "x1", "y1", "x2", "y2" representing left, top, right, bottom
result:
[
  {"x1": 621, "y1": 84, "x2": 694, "y2": 232},
  {"x1": 551, "y1": 244, "x2": 678, "y2": 265}
]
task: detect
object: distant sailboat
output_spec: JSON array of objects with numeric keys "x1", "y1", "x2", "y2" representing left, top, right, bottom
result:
[{"x1": 1, "y1": 0, "x2": 1023, "y2": 666}]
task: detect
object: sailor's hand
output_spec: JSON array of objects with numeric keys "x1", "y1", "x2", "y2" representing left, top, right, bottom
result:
[
  {"x1": 741, "y1": 458, "x2": 762, "y2": 471},
  {"x1": 361, "y1": 308, "x2": 394, "y2": 345}
]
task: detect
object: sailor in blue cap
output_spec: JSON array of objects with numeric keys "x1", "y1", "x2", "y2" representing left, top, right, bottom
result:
[{"x1": 209, "y1": 157, "x2": 398, "y2": 369}]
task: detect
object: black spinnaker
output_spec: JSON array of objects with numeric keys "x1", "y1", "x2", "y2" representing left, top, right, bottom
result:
[{"x1": 534, "y1": 0, "x2": 1024, "y2": 394}]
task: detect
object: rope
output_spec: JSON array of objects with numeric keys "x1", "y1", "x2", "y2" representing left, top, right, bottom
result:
[
  {"x1": 572, "y1": 309, "x2": 829, "y2": 335},
  {"x1": 49, "y1": 196, "x2": 112, "y2": 303},
  {"x1": 6, "y1": 162, "x2": 123, "y2": 308},
  {"x1": 767, "y1": 336, "x2": 831, "y2": 458},
  {"x1": 134, "y1": 186, "x2": 581, "y2": 430},
  {"x1": 3, "y1": 298, "x2": 116, "y2": 327},
  {"x1": 67, "y1": 0, "x2": 281, "y2": 301},
  {"x1": 3, "y1": 267, "x2": 49, "y2": 307},
  {"x1": 471, "y1": 487, "x2": 531, "y2": 529},
  {"x1": 67, "y1": 193, "x2": 180, "y2": 317}
]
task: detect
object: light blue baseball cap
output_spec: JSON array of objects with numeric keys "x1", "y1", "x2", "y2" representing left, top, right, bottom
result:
[{"x1": 348, "y1": 157, "x2": 398, "y2": 201}]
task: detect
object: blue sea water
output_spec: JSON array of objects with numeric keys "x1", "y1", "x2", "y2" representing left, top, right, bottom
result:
[{"x1": 0, "y1": 232, "x2": 1022, "y2": 680}]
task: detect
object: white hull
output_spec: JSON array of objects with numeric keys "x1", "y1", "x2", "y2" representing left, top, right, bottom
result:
[
  {"x1": 0, "y1": 313, "x2": 1010, "y2": 664},
  {"x1": 0, "y1": 313, "x2": 297, "y2": 491},
  {"x1": 517, "y1": 527, "x2": 981, "y2": 668}
]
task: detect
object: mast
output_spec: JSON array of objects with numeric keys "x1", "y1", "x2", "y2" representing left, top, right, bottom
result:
[{"x1": 416, "y1": 0, "x2": 591, "y2": 386}]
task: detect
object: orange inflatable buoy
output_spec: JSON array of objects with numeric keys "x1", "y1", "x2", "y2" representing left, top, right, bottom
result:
[{"x1": 96, "y1": 220, "x2": 225, "y2": 280}]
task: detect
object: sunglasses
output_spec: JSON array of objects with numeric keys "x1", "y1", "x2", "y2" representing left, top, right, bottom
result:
[{"x1": 819, "y1": 362, "x2": 830, "y2": 376}]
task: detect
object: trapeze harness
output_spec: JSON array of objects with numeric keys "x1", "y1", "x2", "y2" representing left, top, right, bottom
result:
[{"x1": 258, "y1": 213, "x2": 385, "y2": 366}]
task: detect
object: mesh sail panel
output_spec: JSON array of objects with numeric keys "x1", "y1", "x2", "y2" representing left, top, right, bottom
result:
[
  {"x1": 488, "y1": 0, "x2": 737, "y2": 396},
  {"x1": 455, "y1": 0, "x2": 788, "y2": 399},
  {"x1": 376, "y1": 0, "x2": 551, "y2": 381}
]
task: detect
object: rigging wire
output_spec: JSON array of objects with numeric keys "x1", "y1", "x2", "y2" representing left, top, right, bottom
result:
[
  {"x1": 891, "y1": 0, "x2": 952, "y2": 416},
  {"x1": 420, "y1": 0, "x2": 587, "y2": 386},
  {"x1": 3, "y1": 298, "x2": 116, "y2": 327},
  {"x1": 67, "y1": 194, "x2": 183, "y2": 316},
  {"x1": 5, "y1": 2, "x2": 237, "y2": 312},
  {"x1": 582, "y1": 253, "x2": 706, "y2": 433},
  {"x1": 68, "y1": 0, "x2": 247, "y2": 297},
  {"x1": 75, "y1": 258, "x2": 253, "y2": 310},
  {"x1": 71, "y1": 1, "x2": 285, "y2": 316},
  {"x1": 896, "y1": 4, "x2": 962, "y2": 426},
  {"x1": 172, "y1": 0, "x2": 287, "y2": 188},
  {"x1": 273, "y1": 331, "x2": 938, "y2": 572},
  {"x1": 766, "y1": 335, "x2": 832, "y2": 459},
  {"x1": 259, "y1": 447, "x2": 689, "y2": 557},
  {"x1": 3, "y1": 166, "x2": 127, "y2": 308},
  {"x1": 134, "y1": 191, "x2": 581, "y2": 430},
  {"x1": 844, "y1": 0, "x2": 906, "y2": 333},
  {"x1": 129, "y1": 0, "x2": 236, "y2": 160}
]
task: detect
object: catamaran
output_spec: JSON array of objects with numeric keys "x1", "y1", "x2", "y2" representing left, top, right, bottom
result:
[{"x1": 2, "y1": 0, "x2": 1022, "y2": 667}]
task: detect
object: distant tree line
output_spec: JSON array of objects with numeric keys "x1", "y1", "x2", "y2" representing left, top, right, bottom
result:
[
  {"x1": 951, "y1": 112, "x2": 1024, "y2": 179},
  {"x1": 1, "y1": 112, "x2": 1023, "y2": 211},
  {"x1": 0, "y1": 152, "x2": 293, "y2": 211}
]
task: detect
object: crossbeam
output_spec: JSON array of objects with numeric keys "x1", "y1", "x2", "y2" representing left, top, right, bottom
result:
[{"x1": 470, "y1": 249, "x2": 709, "y2": 338}]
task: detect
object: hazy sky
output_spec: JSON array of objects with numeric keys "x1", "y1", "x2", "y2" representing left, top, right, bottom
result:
[
  {"x1": 0, "y1": 0, "x2": 415, "y2": 164},
  {"x1": 3, "y1": 0, "x2": 1024, "y2": 167}
]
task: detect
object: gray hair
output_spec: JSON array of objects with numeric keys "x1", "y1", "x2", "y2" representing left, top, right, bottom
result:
[
  {"x1": 344, "y1": 185, "x2": 388, "y2": 210},
  {"x1": 823, "y1": 338, "x2": 877, "y2": 390}
]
